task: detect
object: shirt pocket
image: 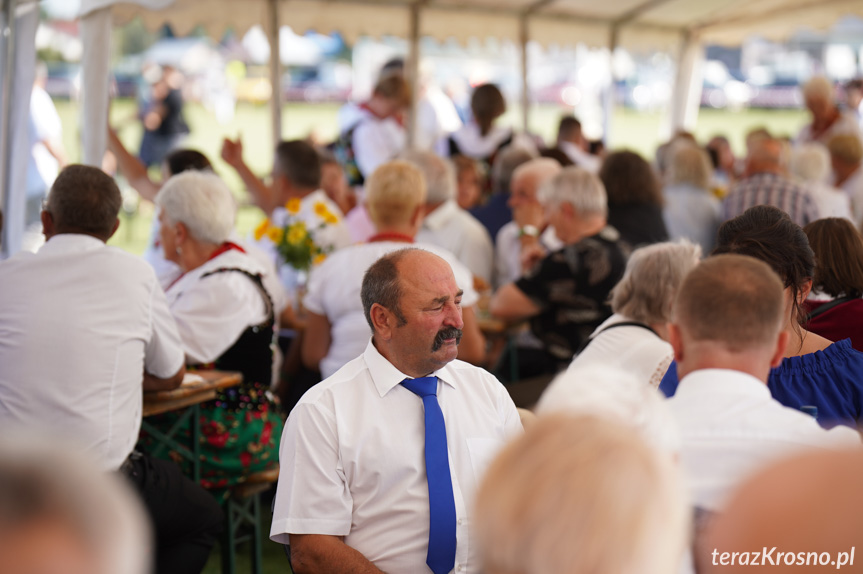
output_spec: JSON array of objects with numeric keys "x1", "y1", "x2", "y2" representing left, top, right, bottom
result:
[{"x1": 466, "y1": 437, "x2": 507, "y2": 483}]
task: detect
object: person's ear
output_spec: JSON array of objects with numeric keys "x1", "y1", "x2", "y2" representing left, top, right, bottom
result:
[
  {"x1": 175, "y1": 221, "x2": 188, "y2": 245},
  {"x1": 41, "y1": 210, "x2": 54, "y2": 239},
  {"x1": 799, "y1": 279, "x2": 813, "y2": 303},
  {"x1": 668, "y1": 322, "x2": 684, "y2": 363},
  {"x1": 370, "y1": 303, "x2": 395, "y2": 341},
  {"x1": 770, "y1": 331, "x2": 790, "y2": 368}
]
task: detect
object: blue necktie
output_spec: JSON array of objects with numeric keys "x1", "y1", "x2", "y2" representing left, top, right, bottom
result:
[{"x1": 401, "y1": 376, "x2": 457, "y2": 574}]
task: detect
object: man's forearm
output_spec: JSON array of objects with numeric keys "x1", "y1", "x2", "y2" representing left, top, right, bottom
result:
[
  {"x1": 290, "y1": 534, "x2": 384, "y2": 574},
  {"x1": 229, "y1": 159, "x2": 277, "y2": 215},
  {"x1": 143, "y1": 365, "x2": 185, "y2": 392}
]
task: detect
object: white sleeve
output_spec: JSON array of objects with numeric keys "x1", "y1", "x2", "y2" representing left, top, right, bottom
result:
[
  {"x1": 270, "y1": 401, "x2": 353, "y2": 542},
  {"x1": 303, "y1": 259, "x2": 330, "y2": 316},
  {"x1": 494, "y1": 225, "x2": 518, "y2": 290},
  {"x1": 353, "y1": 121, "x2": 395, "y2": 180},
  {"x1": 170, "y1": 273, "x2": 268, "y2": 364},
  {"x1": 144, "y1": 278, "x2": 185, "y2": 378},
  {"x1": 458, "y1": 223, "x2": 494, "y2": 284}
]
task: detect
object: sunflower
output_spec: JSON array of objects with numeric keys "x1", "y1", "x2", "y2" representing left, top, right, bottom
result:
[
  {"x1": 253, "y1": 218, "x2": 270, "y2": 241},
  {"x1": 267, "y1": 227, "x2": 285, "y2": 244},
  {"x1": 285, "y1": 198, "x2": 302, "y2": 215}
]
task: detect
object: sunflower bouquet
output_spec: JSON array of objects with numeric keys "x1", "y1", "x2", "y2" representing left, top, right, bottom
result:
[{"x1": 253, "y1": 197, "x2": 338, "y2": 272}]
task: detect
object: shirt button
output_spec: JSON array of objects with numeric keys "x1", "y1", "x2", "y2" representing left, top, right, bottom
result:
[
  {"x1": 458, "y1": 518, "x2": 465, "y2": 525},
  {"x1": 457, "y1": 566, "x2": 465, "y2": 572}
]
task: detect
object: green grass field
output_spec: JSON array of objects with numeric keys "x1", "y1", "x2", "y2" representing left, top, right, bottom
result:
[{"x1": 54, "y1": 99, "x2": 807, "y2": 255}]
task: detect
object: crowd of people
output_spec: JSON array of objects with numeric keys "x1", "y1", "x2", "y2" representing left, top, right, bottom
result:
[{"x1": 1, "y1": 64, "x2": 863, "y2": 574}]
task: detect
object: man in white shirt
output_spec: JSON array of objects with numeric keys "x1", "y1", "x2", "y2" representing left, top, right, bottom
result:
[
  {"x1": 220, "y1": 138, "x2": 352, "y2": 292},
  {"x1": 494, "y1": 157, "x2": 562, "y2": 288},
  {"x1": 0, "y1": 165, "x2": 223, "y2": 574},
  {"x1": 555, "y1": 116, "x2": 601, "y2": 173},
  {"x1": 301, "y1": 160, "x2": 486, "y2": 379},
  {"x1": 271, "y1": 247, "x2": 522, "y2": 574},
  {"x1": 667, "y1": 254, "x2": 860, "y2": 511},
  {"x1": 402, "y1": 149, "x2": 495, "y2": 285}
]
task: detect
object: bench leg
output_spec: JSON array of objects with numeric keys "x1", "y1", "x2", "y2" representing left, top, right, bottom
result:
[{"x1": 221, "y1": 498, "x2": 237, "y2": 574}]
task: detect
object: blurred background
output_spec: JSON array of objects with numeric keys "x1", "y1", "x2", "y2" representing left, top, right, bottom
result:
[{"x1": 38, "y1": 0, "x2": 863, "y2": 254}]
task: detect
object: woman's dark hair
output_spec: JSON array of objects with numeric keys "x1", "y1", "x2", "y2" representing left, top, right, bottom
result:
[
  {"x1": 713, "y1": 205, "x2": 814, "y2": 328},
  {"x1": 164, "y1": 149, "x2": 212, "y2": 176},
  {"x1": 598, "y1": 150, "x2": 663, "y2": 206},
  {"x1": 471, "y1": 84, "x2": 506, "y2": 137},
  {"x1": 803, "y1": 218, "x2": 863, "y2": 299}
]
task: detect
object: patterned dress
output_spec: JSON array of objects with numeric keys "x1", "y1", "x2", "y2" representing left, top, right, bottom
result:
[{"x1": 141, "y1": 266, "x2": 283, "y2": 497}]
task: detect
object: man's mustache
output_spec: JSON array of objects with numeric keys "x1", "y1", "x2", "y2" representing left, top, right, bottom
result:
[{"x1": 432, "y1": 327, "x2": 463, "y2": 351}]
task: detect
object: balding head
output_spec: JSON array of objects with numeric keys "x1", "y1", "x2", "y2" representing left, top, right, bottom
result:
[
  {"x1": 509, "y1": 158, "x2": 562, "y2": 208},
  {"x1": 745, "y1": 137, "x2": 785, "y2": 176},
  {"x1": 361, "y1": 248, "x2": 465, "y2": 377},
  {"x1": 703, "y1": 449, "x2": 863, "y2": 574}
]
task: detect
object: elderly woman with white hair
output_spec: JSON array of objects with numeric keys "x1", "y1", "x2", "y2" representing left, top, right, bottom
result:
[
  {"x1": 663, "y1": 143, "x2": 722, "y2": 253},
  {"x1": 145, "y1": 170, "x2": 283, "y2": 493},
  {"x1": 490, "y1": 167, "x2": 628, "y2": 377},
  {"x1": 474, "y1": 414, "x2": 687, "y2": 574},
  {"x1": 796, "y1": 76, "x2": 861, "y2": 146},
  {"x1": 543, "y1": 241, "x2": 700, "y2": 395},
  {"x1": 789, "y1": 142, "x2": 853, "y2": 220}
]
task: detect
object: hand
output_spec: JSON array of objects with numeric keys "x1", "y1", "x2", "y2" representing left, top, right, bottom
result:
[
  {"x1": 221, "y1": 136, "x2": 244, "y2": 167},
  {"x1": 520, "y1": 241, "x2": 547, "y2": 273},
  {"x1": 513, "y1": 200, "x2": 544, "y2": 229}
]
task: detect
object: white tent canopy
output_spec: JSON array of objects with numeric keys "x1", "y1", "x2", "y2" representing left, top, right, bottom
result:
[
  {"x1": 80, "y1": 0, "x2": 863, "y2": 50},
  {"x1": 2, "y1": 0, "x2": 863, "y2": 257}
]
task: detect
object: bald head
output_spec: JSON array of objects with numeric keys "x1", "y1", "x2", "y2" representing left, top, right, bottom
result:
[
  {"x1": 511, "y1": 158, "x2": 562, "y2": 198},
  {"x1": 673, "y1": 254, "x2": 785, "y2": 353},
  {"x1": 703, "y1": 449, "x2": 863, "y2": 574},
  {"x1": 745, "y1": 137, "x2": 785, "y2": 176}
]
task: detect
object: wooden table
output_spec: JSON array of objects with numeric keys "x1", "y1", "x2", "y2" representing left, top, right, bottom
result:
[{"x1": 142, "y1": 370, "x2": 243, "y2": 483}]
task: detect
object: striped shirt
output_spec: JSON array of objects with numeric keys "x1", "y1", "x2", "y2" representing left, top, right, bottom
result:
[{"x1": 722, "y1": 172, "x2": 819, "y2": 227}]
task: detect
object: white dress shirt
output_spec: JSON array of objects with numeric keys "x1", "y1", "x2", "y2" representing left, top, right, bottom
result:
[
  {"x1": 352, "y1": 108, "x2": 406, "y2": 179},
  {"x1": 668, "y1": 368, "x2": 860, "y2": 511},
  {"x1": 556, "y1": 313, "x2": 672, "y2": 389},
  {"x1": 165, "y1": 249, "x2": 273, "y2": 365},
  {"x1": 416, "y1": 199, "x2": 494, "y2": 284},
  {"x1": 0, "y1": 234, "x2": 185, "y2": 471},
  {"x1": 494, "y1": 221, "x2": 562, "y2": 289},
  {"x1": 304, "y1": 241, "x2": 480, "y2": 379},
  {"x1": 558, "y1": 141, "x2": 602, "y2": 173},
  {"x1": 438, "y1": 122, "x2": 512, "y2": 160},
  {"x1": 796, "y1": 111, "x2": 862, "y2": 146},
  {"x1": 271, "y1": 340, "x2": 522, "y2": 573}
]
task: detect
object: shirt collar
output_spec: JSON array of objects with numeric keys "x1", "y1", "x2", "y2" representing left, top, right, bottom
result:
[
  {"x1": 424, "y1": 199, "x2": 459, "y2": 231},
  {"x1": 677, "y1": 368, "x2": 771, "y2": 399},
  {"x1": 362, "y1": 339, "x2": 458, "y2": 398},
  {"x1": 38, "y1": 233, "x2": 106, "y2": 256}
]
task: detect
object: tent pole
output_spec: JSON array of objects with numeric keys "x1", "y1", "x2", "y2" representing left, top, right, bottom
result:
[
  {"x1": 406, "y1": 2, "x2": 421, "y2": 149},
  {"x1": 602, "y1": 25, "x2": 619, "y2": 148},
  {"x1": 0, "y1": 0, "x2": 16, "y2": 260},
  {"x1": 267, "y1": 0, "x2": 283, "y2": 147},
  {"x1": 666, "y1": 29, "x2": 704, "y2": 137},
  {"x1": 519, "y1": 15, "x2": 529, "y2": 133}
]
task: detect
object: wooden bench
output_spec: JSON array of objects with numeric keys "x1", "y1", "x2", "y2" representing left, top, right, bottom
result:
[{"x1": 220, "y1": 466, "x2": 280, "y2": 574}]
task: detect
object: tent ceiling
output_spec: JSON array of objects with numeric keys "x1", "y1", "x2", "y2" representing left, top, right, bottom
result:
[{"x1": 79, "y1": 0, "x2": 863, "y2": 49}]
